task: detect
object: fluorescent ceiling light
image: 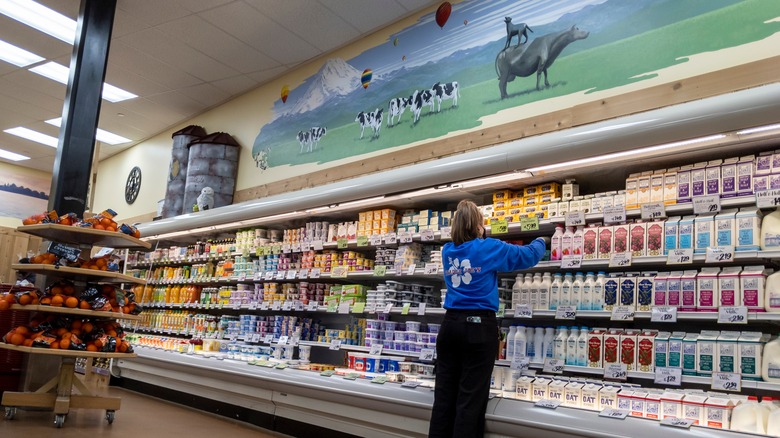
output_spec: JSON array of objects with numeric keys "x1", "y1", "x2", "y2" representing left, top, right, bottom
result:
[
  {"x1": 737, "y1": 124, "x2": 780, "y2": 135},
  {"x1": 30, "y1": 62, "x2": 138, "y2": 103},
  {"x1": 0, "y1": 0, "x2": 77, "y2": 44},
  {"x1": 0, "y1": 38, "x2": 44, "y2": 67},
  {"x1": 4, "y1": 127, "x2": 58, "y2": 147},
  {"x1": 46, "y1": 118, "x2": 131, "y2": 145},
  {"x1": 526, "y1": 134, "x2": 727, "y2": 173},
  {"x1": 0, "y1": 148, "x2": 30, "y2": 161}
]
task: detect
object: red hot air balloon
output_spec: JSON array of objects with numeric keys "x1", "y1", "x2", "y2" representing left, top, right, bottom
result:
[
  {"x1": 435, "y1": 2, "x2": 451, "y2": 29},
  {"x1": 281, "y1": 85, "x2": 289, "y2": 103}
]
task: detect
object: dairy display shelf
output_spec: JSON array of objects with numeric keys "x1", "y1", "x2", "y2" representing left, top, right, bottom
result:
[
  {"x1": 130, "y1": 327, "x2": 196, "y2": 337},
  {"x1": 127, "y1": 252, "x2": 241, "y2": 269},
  {"x1": 17, "y1": 223, "x2": 151, "y2": 249},
  {"x1": 0, "y1": 343, "x2": 137, "y2": 359},
  {"x1": 139, "y1": 301, "x2": 446, "y2": 315},
  {"x1": 297, "y1": 341, "x2": 427, "y2": 359},
  {"x1": 503, "y1": 309, "x2": 780, "y2": 321},
  {"x1": 12, "y1": 263, "x2": 147, "y2": 285},
  {"x1": 143, "y1": 268, "x2": 443, "y2": 285},
  {"x1": 8, "y1": 304, "x2": 142, "y2": 321},
  {"x1": 530, "y1": 250, "x2": 780, "y2": 271}
]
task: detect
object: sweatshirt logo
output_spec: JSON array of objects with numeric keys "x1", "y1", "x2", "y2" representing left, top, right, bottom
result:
[{"x1": 447, "y1": 257, "x2": 480, "y2": 287}]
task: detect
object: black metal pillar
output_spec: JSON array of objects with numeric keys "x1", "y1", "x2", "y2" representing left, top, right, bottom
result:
[{"x1": 48, "y1": 0, "x2": 117, "y2": 216}]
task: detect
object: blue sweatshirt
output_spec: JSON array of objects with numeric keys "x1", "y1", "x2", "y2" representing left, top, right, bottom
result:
[{"x1": 442, "y1": 237, "x2": 546, "y2": 311}]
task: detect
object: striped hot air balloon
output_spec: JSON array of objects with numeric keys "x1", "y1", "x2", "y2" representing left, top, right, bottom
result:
[
  {"x1": 361, "y1": 69, "x2": 373, "y2": 89},
  {"x1": 281, "y1": 85, "x2": 289, "y2": 103}
]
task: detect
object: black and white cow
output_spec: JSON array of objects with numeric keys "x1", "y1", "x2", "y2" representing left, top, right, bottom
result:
[
  {"x1": 309, "y1": 127, "x2": 326, "y2": 151},
  {"x1": 410, "y1": 89, "x2": 435, "y2": 124},
  {"x1": 431, "y1": 81, "x2": 460, "y2": 112},
  {"x1": 296, "y1": 130, "x2": 311, "y2": 154},
  {"x1": 370, "y1": 108, "x2": 383, "y2": 138},
  {"x1": 387, "y1": 97, "x2": 409, "y2": 127},
  {"x1": 355, "y1": 109, "x2": 383, "y2": 139}
]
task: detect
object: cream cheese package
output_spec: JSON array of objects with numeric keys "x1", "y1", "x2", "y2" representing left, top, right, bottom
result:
[{"x1": 736, "y1": 208, "x2": 762, "y2": 251}]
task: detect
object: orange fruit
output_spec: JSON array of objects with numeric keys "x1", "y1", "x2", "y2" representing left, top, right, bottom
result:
[
  {"x1": 96, "y1": 258, "x2": 107, "y2": 267},
  {"x1": 82, "y1": 322, "x2": 94, "y2": 334},
  {"x1": 55, "y1": 328, "x2": 67, "y2": 337},
  {"x1": 63, "y1": 285, "x2": 75, "y2": 296},
  {"x1": 71, "y1": 329, "x2": 81, "y2": 336},
  {"x1": 93, "y1": 224, "x2": 105, "y2": 230},
  {"x1": 23, "y1": 339, "x2": 33, "y2": 347},
  {"x1": 79, "y1": 300, "x2": 91, "y2": 310},
  {"x1": 50, "y1": 295, "x2": 64, "y2": 307},
  {"x1": 18, "y1": 294, "x2": 32, "y2": 306},
  {"x1": 106, "y1": 330, "x2": 117, "y2": 338},
  {"x1": 50, "y1": 286, "x2": 63, "y2": 295},
  {"x1": 107, "y1": 226, "x2": 117, "y2": 232},
  {"x1": 40, "y1": 297, "x2": 52, "y2": 305},
  {"x1": 59, "y1": 338, "x2": 71, "y2": 349},
  {"x1": 14, "y1": 326, "x2": 29, "y2": 336},
  {"x1": 9, "y1": 333, "x2": 25, "y2": 346},
  {"x1": 0, "y1": 300, "x2": 9, "y2": 311},
  {"x1": 31, "y1": 255, "x2": 43, "y2": 264},
  {"x1": 86, "y1": 344, "x2": 98, "y2": 352},
  {"x1": 100, "y1": 218, "x2": 111, "y2": 227},
  {"x1": 64, "y1": 297, "x2": 78, "y2": 308},
  {"x1": 3, "y1": 294, "x2": 16, "y2": 304},
  {"x1": 49, "y1": 342, "x2": 59, "y2": 349},
  {"x1": 94, "y1": 339, "x2": 104, "y2": 349},
  {"x1": 121, "y1": 306, "x2": 130, "y2": 314}
]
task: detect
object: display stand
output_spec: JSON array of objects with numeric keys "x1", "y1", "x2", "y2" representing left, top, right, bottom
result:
[{"x1": 1, "y1": 225, "x2": 147, "y2": 427}]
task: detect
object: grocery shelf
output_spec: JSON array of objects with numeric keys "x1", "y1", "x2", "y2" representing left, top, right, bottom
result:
[
  {"x1": 12, "y1": 263, "x2": 147, "y2": 284},
  {"x1": 0, "y1": 342, "x2": 137, "y2": 358},
  {"x1": 143, "y1": 267, "x2": 443, "y2": 285},
  {"x1": 503, "y1": 308, "x2": 780, "y2": 321},
  {"x1": 127, "y1": 252, "x2": 240, "y2": 269},
  {"x1": 297, "y1": 341, "x2": 424, "y2": 359},
  {"x1": 17, "y1": 223, "x2": 152, "y2": 249},
  {"x1": 530, "y1": 249, "x2": 780, "y2": 271},
  {"x1": 9, "y1": 304, "x2": 142, "y2": 321}
]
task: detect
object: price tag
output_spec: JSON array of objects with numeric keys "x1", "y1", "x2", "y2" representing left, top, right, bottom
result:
[
  {"x1": 331, "y1": 266, "x2": 349, "y2": 278},
  {"x1": 535, "y1": 399, "x2": 561, "y2": 409},
  {"x1": 277, "y1": 336, "x2": 289, "y2": 345},
  {"x1": 263, "y1": 334, "x2": 274, "y2": 343},
  {"x1": 718, "y1": 306, "x2": 748, "y2": 324},
  {"x1": 661, "y1": 418, "x2": 694, "y2": 429},
  {"x1": 440, "y1": 227, "x2": 452, "y2": 240},
  {"x1": 756, "y1": 189, "x2": 780, "y2": 208},
  {"x1": 693, "y1": 195, "x2": 721, "y2": 214},
  {"x1": 373, "y1": 265, "x2": 387, "y2": 276},
  {"x1": 238, "y1": 272, "x2": 247, "y2": 282},
  {"x1": 417, "y1": 303, "x2": 427, "y2": 315},
  {"x1": 369, "y1": 344, "x2": 383, "y2": 355},
  {"x1": 352, "y1": 302, "x2": 365, "y2": 314},
  {"x1": 565, "y1": 212, "x2": 586, "y2": 227},
  {"x1": 307, "y1": 301, "x2": 319, "y2": 311},
  {"x1": 555, "y1": 306, "x2": 577, "y2": 320},
  {"x1": 320, "y1": 370, "x2": 335, "y2": 377},
  {"x1": 599, "y1": 409, "x2": 629, "y2": 420},
  {"x1": 399, "y1": 231, "x2": 413, "y2": 243},
  {"x1": 261, "y1": 301, "x2": 271, "y2": 310},
  {"x1": 641, "y1": 202, "x2": 666, "y2": 220},
  {"x1": 705, "y1": 246, "x2": 735, "y2": 263},
  {"x1": 276, "y1": 271, "x2": 286, "y2": 280},
  {"x1": 264, "y1": 271, "x2": 275, "y2": 281},
  {"x1": 420, "y1": 348, "x2": 435, "y2": 361},
  {"x1": 282, "y1": 244, "x2": 291, "y2": 254},
  {"x1": 609, "y1": 252, "x2": 632, "y2": 267},
  {"x1": 561, "y1": 254, "x2": 583, "y2": 269},
  {"x1": 343, "y1": 373, "x2": 361, "y2": 380},
  {"x1": 369, "y1": 235, "x2": 382, "y2": 246},
  {"x1": 329, "y1": 339, "x2": 342, "y2": 350},
  {"x1": 335, "y1": 302, "x2": 349, "y2": 314},
  {"x1": 421, "y1": 230, "x2": 435, "y2": 242},
  {"x1": 232, "y1": 302, "x2": 242, "y2": 310},
  {"x1": 401, "y1": 303, "x2": 411, "y2": 315},
  {"x1": 610, "y1": 306, "x2": 635, "y2": 321},
  {"x1": 371, "y1": 376, "x2": 387, "y2": 384},
  {"x1": 251, "y1": 333, "x2": 261, "y2": 343},
  {"x1": 383, "y1": 303, "x2": 393, "y2": 314},
  {"x1": 423, "y1": 263, "x2": 439, "y2": 275},
  {"x1": 286, "y1": 270, "x2": 297, "y2": 280},
  {"x1": 310, "y1": 268, "x2": 321, "y2": 279},
  {"x1": 514, "y1": 304, "x2": 533, "y2": 319},
  {"x1": 298, "y1": 269, "x2": 308, "y2": 279},
  {"x1": 272, "y1": 301, "x2": 282, "y2": 311},
  {"x1": 292, "y1": 243, "x2": 301, "y2": 253},
  {"x1": 312, "y1": 240, "x2": 324, "y2": 250},
  {"x1": 603, "y1": 206, "x2": 626, "y2": 224},
  {"x1": 651, "y1": 306, "x2": 678, "y2": 322},
  {"x1": 94, "y1": 247, "x2": 115, "y2": 257},
  {"x1": 275, "y1": 363, "x2": 288, "y2": 370},
  {"x1": 490, "y1": 219, "x2": 508, "y2": 235},
  {"x1": 406, "y1": 263, "x2": 417, "y2": 275},
  {"x1": 254, "y1": 272, "x2": 263, "y2": 281},
  {"x1": 604, "y1": 363, "x2": 628, "y2": 381},
  {"x1": 543, "y1": 358, "x2": 565, "y2": 374},
  {"x1": 510, "y1": 357, "x2": 529, "y2": 371},
  {"x1": 654, "y1": 367, "x2": 682, "y2": 386},
  {"x1": 520, "y1": 217, "x2": 539, "y2": 232},
  {"x1": 47, "y1": 242, "x2": 82, "y2": 262},
  {"x1": 282, "y1": 301, "x2": 293, "y2": 311},
  {"x1": 711, "y1": 372, "x2": 742, "y2": 392},
  {"x1": 401, "y1": 380, "x2": 422, "y2": 388},
  {"x1": 385, "y1": 232, "x2": 397, "y2": 245},
  {"x1": 357, "y1": 235, "x2": 369, "y2": 247},
  {"x1": 365, "y1": 303, "x2": 377, "y2": 314},
  {"x1": 496, "y1": 303, "x2": 506, "y2": 318},
  {"x1": 667, "y1": 248, "x2": 694, "y2": 264}
]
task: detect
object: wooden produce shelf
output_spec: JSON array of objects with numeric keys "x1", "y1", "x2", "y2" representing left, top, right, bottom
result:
[
  {"x1": 8, "y1": 304, "x2": 141, "y2": 321},
  {"x1": 0, "y1": 343, "x2": 137, "y2": 358},
  {"x1": 11, "y1": 264, "x2": 147, "y2": 285},
  {"x1": 16, "y1": 223, "x2": 151, "y2": 250}
]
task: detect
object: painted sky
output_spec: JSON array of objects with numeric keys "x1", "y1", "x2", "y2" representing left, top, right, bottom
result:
[{"x1": 0, "y1": 163, "x2": 49, "y2": 194}]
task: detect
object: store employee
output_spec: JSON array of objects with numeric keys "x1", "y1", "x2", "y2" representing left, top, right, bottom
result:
[{"x1": 428, "y1": 200, "x2": 547, "y2": 438}]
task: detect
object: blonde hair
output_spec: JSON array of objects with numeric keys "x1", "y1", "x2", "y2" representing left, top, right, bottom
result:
[{"x1": 451, "y1": 200, "x2": 483, "y2": 246}]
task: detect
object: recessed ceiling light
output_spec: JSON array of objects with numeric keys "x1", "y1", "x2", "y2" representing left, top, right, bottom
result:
[
  {"x1": 30, "y1": 62, "x2": 138, "y2": 102},
  {"x1": 0, "y1": 38, "x2": 44, "y2": 67},
  {"x1": 46, "y1": 118, "x2": 131, "y2": 145},
  {"x1": 0, "y1": 148, "x2": 30, "y2": 161},
  {"x1": 4, "y1": 126, "x2": 58, "y2": 147},
  {"x1": 0, "y1": 0, "x2": 77, "y2": 44}
]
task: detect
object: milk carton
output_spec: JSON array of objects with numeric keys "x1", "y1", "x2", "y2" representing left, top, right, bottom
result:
[
  {"x1": 599, "y1": 386, "x2": 621, "y2": 410},
  {"x1": 547, "y1": 380, "x2": 567, "y2": 403},
  {"x1": 629, "y1": 221, "x2": 647, "y2": 257},
  {"x1": 590, "y1": 195, "x2": 603, "y2": 214},
  {"x1": 621, "y1": 329, "x2": 639, "y2": 371},
  {"x1": 691, "y1": 163, "x2": 707, "y2": 198},
  {"x1": 653, "y1": 272, "x2": 668, "y2": 306},
  {"x1": 697, "y1": 330, "x2": 720, "y2": 376},
  {"x1": 619, "y1": 274, "x2": 637, "y2": 309},
  {"x1": 583, "y1": 225, "x2": 598, "y2": 260},
  {"x1": 678, "y1": 216, "x2": 694, "y2": 250},
  {"x1": 694, "y1": 215, "x2": 715, "y2": 254},
  {"x1": 664, "y1": 217, "x2": 680, "y2": 254},
  {"x1": 630, "y1": 391, "x2": 648, "y2": 418},
  {"x1": 715, "y1": 209, "x2": 737, "y2": 247},
  {"x1": 651, "y1": 172, "x2": 665, "y2": 203},
  {"x1": 705, "y1": 396, "x2": 735, "y2": 429},
  {"x1": 564, "y1": 381, "x2": 584, "y2": 408},
  {"x1": 637, "y1": 272, "x2": 655, "y2": 311},
  {"x1": 719, "y1": 267, "x2": 743, "y2": 307},
  {"x1": 515, "y1": 375, "x2": 534, "y2": 401},
  {"x1": 638, "y1": 174, "x2": 652, "y2": 205},
  {"x1": 706, "y1": 160, "x2": 723, "y2": 197},
  {"x1": 661, "y1": 391, "x2": 685, "y2": 419},
  {"x1": 738, "y1": 331, "x2": 765, "y2": 381},
  {"x1": 581, "y1": 383, "x2": 601, "y2": 410},
  {"x1": 756, "y1": 152, "x2": 772, "y2": 176},
  {"x1": 697, "y1": 268, "x2": 721, "y2": 312},
  {"x1": 655, "y1": 331, "x2": 672, "y2": 368},
  {"x1": 637, "y1": 330, "x2": 657, "y2": 372},
  {"x1": 587, "y1": 329, "x2": 605, "y2": 368},
  {"x1": 755, "y1": 174, "x2": 770, "y2": 193},
  {"x1": 683, "y1": 333, "x2": 700, "y2": 375},
  {"x1": 736, "y1": 208, "x2": 762, "y2": 251},
  {"x1": 741, "y1": 265, "x2": 768, "y2": 312},
  {"x1": 680, "y1": 270, "x2": 698, "y2": 311},
  {"x1": 683, "y1": 393, "x2": 708, "y2": 425},
  {"x1": 617, "y1": 390, "x2": 633, "y2": 412},
  {"x1": 677, "y1": 165, "x2": 693, "y2": 203},
  {"x1": 716, "y1": 331, "x2": 741, "y2": 373},
  {"x1": 612, "y1": 223, "x2": 629, "y2": 254},
  {"x1": 721, "y1": 157, "x2": 739, "y2": 198},
  {"x1": 647, "y1": 220, "x2": 664, "y2": 257},
  {"x1": 531, "y1": 377, "x2": 551, "y2": 401},
  {"x1": 598, "y1": 225, "x2": 613, "y2": 259},
  {"x1": 737, "y1": 155, "x2": 754, "y2": 197},
  {"x1": 625, "y1": 174, "x2": 639, "y2": 209},
  {"x1": 645, "y1": 391, "x2": 663, "y2": 419},
  {"x1": 667, "y1": 271, "x2": 683, "y2": 308},
  {"x1": 664, "y1": 170, "x2": 678, "y2": 205},
  {"x1": 603, "y1": 329, "x2": 623, "y2": 367},
  {"x1": 604, "y1": 275, "x2": 619, "y2": 310}
]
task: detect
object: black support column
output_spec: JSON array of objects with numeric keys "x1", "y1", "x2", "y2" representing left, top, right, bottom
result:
[{"x1": 48, "y1": 0, "x2": 117, "y2": 216}]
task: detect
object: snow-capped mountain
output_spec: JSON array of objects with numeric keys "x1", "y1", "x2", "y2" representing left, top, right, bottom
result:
[{"x1": 287, "y1": 58, "x2": 362, "y2": 115}]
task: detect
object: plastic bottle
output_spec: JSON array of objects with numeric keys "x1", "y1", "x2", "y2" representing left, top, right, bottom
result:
[
  {"x1": 540, "y1": 272, "x2": 552, "y2": 310},
  {"x1": 583, "y1": 272, "x2": 595, "y2": 310},
  {"x1": 762, "y1": 335, "x2": 780, "y2": 382},
  {"x1": 511, "y1": 274, "x2": 523, "y2": 309},
  {"x1": 768, "y1": 407, "x2": 780, "y2": 436},
  {"x1": 566, "y1": 327, "x2": 579, "y2": 366},
  {"x1": 761, "y1": 397, "x2": 780, "y2": 411},
  {"x1": 766, "y1": 271, "x2": 780, "y2": 312},
  {"x1": 761, "y1": 209, "x2": 780, "y2": 250},
  {"x1": 576, "y1": 327, "x2": 588, "y2": 366},
  {"x1": 513, "y1": 326, "x2": 527, "y2": 362},
  {"x1": 521, "y1": 274, "x2": 533, "y2": 306},
  {"x1": 562, "y1": 227, "x2": 575, "y2": 257},
  {"x1": 732, "y1": 396, "x2": 768, "y2": 434},
  {"x1": 554, "y1": 326, "x2": 568, "y2": 360},
  {"x1": 551, "y1": 226, "x2": 564, "y2": 261},
  {"x1": 543, "y1": 327, "x2": 555, "y2": 359},
  {"x1": 530, "y1": 273, "x2": 543, "y2": 310},
  {"x1": 550, "y1": 273, "x2": 563, "y2": 310},
  {"x1": 526, "y1": 326, "x2": 536, "y2": 361},
  {"x1": 561, "y1": 273, "x2": 573, "y2": 307},
  {"x1": 533, "y1": 327, "x2": 544, "y2": 363},
  {"x1": 572, "y1": 272, "x2": 584, "y2": 310},
  {"x1": 572, "y1": 226, "x2": 584, "y2": 256},
  {"x1": 594, "y1": 272, "x2": 606, "y2": 311},
  {"x1": 506, "y1": 326, "x2": 517, "y2": 361}
]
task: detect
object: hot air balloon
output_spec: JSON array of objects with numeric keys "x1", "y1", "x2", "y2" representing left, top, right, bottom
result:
[
  {"x1": 393, "y1": 37, "x2": 399, "y2": 46},
  {"x1": 281, "y1": 85, "x2": 289, "y2": 103},
  {"x1": 361, "y1": 69, "x2": 373, "y2": 89},
  {"x1": 435, "y1": 2, "x2": 451, "y2": 29},
  {"x1": 464, "y1": 19, "x2": 468, "y2": 26},
  {"x1": 402, "y1": 55, "x2": 406, "y2": 61}
]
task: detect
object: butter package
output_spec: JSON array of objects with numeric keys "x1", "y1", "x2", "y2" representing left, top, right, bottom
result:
[
  {"x1": 716, "y1": 331, "x2": 740, "y2": 373},
  {"x1": 667, "y1": 271, "x2": 683, "y2": 308},
  {"x1": 664, "y1": 170, "x2": 678, "y2": 205},
  {"x1": 661, "y1": 391, "x2": 685, "y2": 419},
  {"x1": 563, "y1": 382, "x2": 584, "y2": 408},
  {"x1": 653, "y1": 272, "x2": 668, "y2": 306},
  {"x1": 598, "y1": 386, "x2": 621, "y2": 410},
  {"x1": 706, "y1": 160, "x2": 722, "y2": 196},
  {"x1": 598, "y1": 226, "x2": 613, "y2": 259},
  {"x1": 691, "y1": 164, "x2": 707, "y2": 198},
  {"x1": 696, "y1": 330, "x2": 720, "y2": 376},
  {"x1": 645, "y1": 391, "x2": 662, "y2": 419},
  {"x1": 682, "y1": 333, "x2": 699, "y2": 375},
  {"x1": 677, "y1": 165, "x2": 693, "y2": 203},
  {"x1": 737, "y1": 155, "x2": 754, "y2": 196},
  {"x1": 680, "y1": 270, "x2": 698, "y2": 312},
  {"x1": 715, "y1": 209, "x2": 737, "y2": 247},
  {"x1": 625, "y1": 174, "x2": 639, "y2": 209},
  {"x1": 547, "y1": 380, "x2": 567, "y2": 403},
  {"x1": 694, "y1": 215, "x2": 715, "y2": 254},
  {"x1": 668, "y1": 331, "x2": 686, "y2": 368},
  {"x1": 721, "y1": 157, "x2": 738, "y2": 198},
  {"x1": 697, "y1": 267, "x2": 721, "y2": 311},
  {"x1": 531, "y1": 377, "x2": 551, "y2": 401},
  {"x1": 651, "y1": 172, "x2": 665, "y2": 203},
  {"x1": 704, "y1": 396, "x2": 735, "y2": 429},
  {"x1": 647, "y1": 220, "x2": 664, "y2": 256},
  {"x1": 738, "y1": 331, "x2": 765, "y2": 381},
  {"x1": 678, "y1": 216, "x2": 694, "y2": 250},
  {"x1": 664, "y1": 216, "x2": 680, "y2": 254},
  {"x1": 682, "y1": 394, "x2": 708, "y2": 425},
  {"x1": 581, "y1": 383, "x2": 601, "y2": 410},
  {"x1": 718, "y1": 267, "x2": 743, "y2": 307},
  {"x1": 515, "y1": 375, "x2": 534, "y2": 401},
  {"x1": 654, "y1": 332, "x2": 671, "y2": 368}
]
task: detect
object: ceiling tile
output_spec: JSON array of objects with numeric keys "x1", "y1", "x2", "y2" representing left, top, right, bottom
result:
[
  {"x1": 322, "y1": 0, "x2": 408, "y2": 33},
  {"x1": 210, "y1": 75, "x2": 259, "y2": 96},
  {"x1": 394, "y1": 0, "x2": 437, "y2": 12},
  {"x1": 116, "y1": 0, "x2": 193, "y2": 27},
  {"x1": 176, "y1": 0, "x2": 234, "y2": 13},
  {"x1": 0, "y1": 77, "x2": 63, "y2": 115},
  {"x1": 254, "y1": 1, "x2": 360, "y2": 51},
  {"x1": 1, "y1": 69, "x2": 68, "y2": 104},
  {"x1": 0, "y1": 16, "x2": 72, "y2": 60},
  {"x1": 111, "y1": 7, "x2": 153, "y2": 38},
  {"x1": 246, "y1": 65, "x2": 288, "y2": 84},
  {"x1": 107, "y1": 99, "x2": 185, "y2": 132},
  {"x1": 104, "y1": 66, "x2": 169, "y2": 98},
  {"x1": 109, "y1": 42, "x2": 200, "y2": 90},
  {"x1": 144, "y1": 91, "x2": 208, "y2": 117},
  {"x1": 178, "y1": 82, "x2": 231, "y2": 107}
]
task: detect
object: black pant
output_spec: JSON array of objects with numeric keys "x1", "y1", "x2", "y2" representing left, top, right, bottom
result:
[{"x1": 428, "y1": 309, "x2": 499, "y2": 438}]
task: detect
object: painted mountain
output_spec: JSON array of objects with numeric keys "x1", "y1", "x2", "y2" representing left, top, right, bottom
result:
[{"x1": 282, "y1": 58, "x2": 362, "y2": 117}]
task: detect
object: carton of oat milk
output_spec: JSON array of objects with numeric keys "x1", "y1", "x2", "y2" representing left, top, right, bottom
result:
[
  {"x1": 547, "y1": 379, "x2": 567, "y2": 404},
  {"x1": 515, "y1": 375, "x2": 534, "y2": 401},
  {"x1": 581, "y1": 383, "x2": 601, "y2": 410},
  {"x1": 599, "y1": 386, "x2": 621, "y2": 411},
  {"x1": 531, "y1": 377, "x2": 551, "y2": 401},
  {"x1": 564, "y1": 381, "x2": 584, "y2": 408}
]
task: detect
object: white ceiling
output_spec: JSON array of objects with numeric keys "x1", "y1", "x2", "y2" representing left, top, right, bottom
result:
[{"x1": 0, "y1": 0, "x2": 437, "y2": 172}]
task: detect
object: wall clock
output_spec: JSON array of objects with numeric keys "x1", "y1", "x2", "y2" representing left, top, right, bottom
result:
[{"x1": 125, "y1": 166, "x2": 142, "y2": 204}]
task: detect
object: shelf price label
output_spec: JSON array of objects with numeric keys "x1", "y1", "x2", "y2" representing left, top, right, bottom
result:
[
  {"x1": 561, "y1": 254, "x2": 583, "y2": 269},
  {"x1": 667, "y1": 248, "x2": 694, "y2": 265},
  {"x1": 419, "y1": 348, "x2": 436, "y2": 361},
  {"x1": 260, "y1": 301, "x2": 271, "y2": 311},
  {"x1": 369, "y1": 235, "x2": 383, "y2": 246},
  {"x1": 365, "y1": 303, "x2": 377, "y2": 314},
  {"x1": 373, "y1": 265, "x2": 387, "y2": 277},
  {"x1": 320, "y1": 370, "x2": 335, "y2": 377},
  {"x1": 271, "y1": 301, "x2": 282, "y2": 311},
  {"x1": 555, "y1": 306, "x2": 577, "y2": 320},
  {"x1": 604, "y1": 363, "x2": 628, "y2": 381},
  {"x1": 520, "y1": 217, "x2": 539, "y2": 232},
  {"x1": 417, "y1": 303, "x2": 427, "y2": 316},
  {"x1": 661, "y1": 417, "x2": 694, "y2": 429},
  {"x1": 329, "y1": 339, "x2": 342, "y2": 350},
  {"x1": 352, "y1": 302, "x2": 365, "y2": 314},
  {"x1": 286, "y1": 270, "x2": 298, "y2": 280},
  {"x1": 603, "y1": 206, "x2": 626, "y2": 224},
  {"x1": 312, "y1": 240, "x2": 324, "y2": 251},
  {"x1": 357, "y1": 235, "x2": 369, "y2": 247},
  {"x1": 307, "y1": 301, "x2": 319, "y2": 311},
  {"x1": 706, "y1": 246, "x2": 735, "y2": 263},
  {"x1": 371, "y1": 376, "x2": 387, "y2": 384},
  {"x1": 327, "y1": 302, "x2": 338, "y2": 313},
  {"x1": 294, "y1": 302, "x2": 305, "y2": 311},
  {"x1": 423, "y1": 263, "x2": 439, "y2": 275},
  {"x1": 565, "y1": 212, "x2": 586, "y2": 227},
  {"x1": 282, "y1": 301, "x2": 293, "y2": 311},
  {"x1": 406, "y1": 263, "x2": 417, "y2": 275},
  {"x1": 711, "y1": 372, "x2": 741, "y2": 392},
  {"x1": 309, "y1": 268, "x2": 321, "y2": 279},
  {"x1": 277, "y1": 336, "x2": 289, "y2": 345},
  {"x1": 292, "y1": 243, "x2": 301, "y2": 253},
  {"x1": 401, "y1": 303, "x2": 411, "y2": 315},
  {"x1": 337, "y1": 238, "x2": 348, "y2": 249},
  {"x1": 298, "y1": 269, "x2": 309, "y2": 279},
  {"x1": 401, "y1": 380, "x2": 422, "y2": 388},
  {"x1": 384, "y1": 232, "x2": 397, "y2": 245},
  {"x1": 338, "y1": 303, "x2": 351, "y2": 314},
  {"x1": 610, "y1": 306, "x2": 635, "y2": 321},
  {"x1": 510, "y1": 357, "x2": 529, "y2": 371},
  {"x1": 490, "y1": 219, "x2": 509, "y2": 235},
  {"x1": 250, "y1": 334, "x2": 261, "y2": 343},
  {"x1": 654, "y1": 367, "x2": 682, "y2": 386},
  {"x1": 399, "y1": 231, "x2": 413, "y2": 244},
  {"x1": 421, "y1": 230, "x2": 435, "y2": 242},
  {"x1": 599, "y1": 408, "x2": 629, "y2": 420},
  {"x1": 440, "y1": 227, "x2": 452, "y2": 240},
  {"x1": 543, "y1": 358, "x2": 565, "y2": 374},
  {"x1": 383, "y1": 303, "x2": 393, "y2": 314},
  {"x1": 48, "y1": 242, "x2": 82, "y2": 262},
  {"x1": 369, "y1": 344, "x2": 383, "y2": 355},
  {"x1": 640, "y1": 202, "x2": 666, "y2": 220},
  {"x1": 343, "y1": 373, "x2": 360, "y2": 381},
  {"x1": 263, "y1": 335, "x2": 274, "y2": 343},
  {"x1": 693, "y1": 195, "x2": 721, "y2": 214},
  {"x1": 282, "y1": 244, "x2": 291, "y2": 254},
  {"x1": 718, "y1": 306, "x2": 748, "y2": 324},
  {"x1": 534, "y1": 399, "x2": 561, "y2": 409},
  {"x1": 756, "y1": 189, "x2": 780, "y2": 208},
  {"x1": 331, "y1": 266, "x2": 349, "y2": 278},
  {"x1": 514, "y1": 304, "x2": 533, "y2": 319},
  {"x1": 651, "y1": 306, "x2": 678, "y2": 323},
  {"x1": 609, "y1": 252, "x2": 632, "y2": 268},
  {"x1": 496, "y1": 303, "x2": 506, "y2": 318},
  {"x1": 232, "y1": 302, "x2": 242, "y2": 310}
]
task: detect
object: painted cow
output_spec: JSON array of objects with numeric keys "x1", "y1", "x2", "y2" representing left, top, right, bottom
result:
[
  {"x1": 431, "y1": 81, "x2": 459, "y2": 112},
  {"x1": 296, "y1": 130, "x2": 311, "y2": 154},
  {"x1": 387, "y1": 97, "x2": 409, "y2": 127},
  {"x1": 410, "y1": 89, "x2": 435, "y2": 124},
  {"x1": 309, "y1": 127, "x2": 326, "y2": 151},
  {"x1": 355, "y1": 109, "x2": 383, "y2": 139}
]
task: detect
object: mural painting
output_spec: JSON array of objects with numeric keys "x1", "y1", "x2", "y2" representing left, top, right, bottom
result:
[
  {"x1": 252, "y1": 0, "x2": 780, "y2": 174},
  {"x1": 0, "y1": 165, "x2": 49, "y2": 220}
]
